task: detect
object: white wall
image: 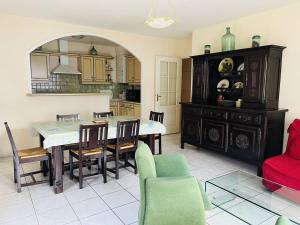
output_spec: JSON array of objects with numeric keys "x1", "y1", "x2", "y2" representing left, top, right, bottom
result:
[
  {"x1": 0, "y1": 14, "x2": 191, "y2": 156},
  {"x1": 191, "y1": 2, "x2": 300, "y2": 147}
]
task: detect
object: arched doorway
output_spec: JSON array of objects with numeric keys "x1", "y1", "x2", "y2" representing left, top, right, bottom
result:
[{"x1": 29, "y1": 34, "x2": 141, "y2": 117}]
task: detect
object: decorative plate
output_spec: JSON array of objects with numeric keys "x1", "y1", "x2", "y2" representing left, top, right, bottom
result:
[
  {"x1": 237, "y1": 63, "x2": 244, "y2": 72},
  {"x1": 233, "y1": 81, "x2": 244, "y2": 89},
  {"x1": 218, "y1": 58, "x2": 234, "y2": 74},
  {"x1": 217, "y1": 79, "x2": 230, "y2": 92}
]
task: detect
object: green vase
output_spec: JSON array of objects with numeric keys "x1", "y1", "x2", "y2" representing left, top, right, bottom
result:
[{"x1": 222, "y1": 27, "x2": 235, "y2": 51}]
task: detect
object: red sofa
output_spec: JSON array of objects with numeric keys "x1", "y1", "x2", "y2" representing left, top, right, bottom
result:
[{"x1": 262, "y1": 119, "x2": 300, "y2": 192}]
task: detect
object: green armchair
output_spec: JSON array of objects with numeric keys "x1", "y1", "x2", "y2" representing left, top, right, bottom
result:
[{"x1": 135, "y1": 142, "x2": 211, "y2": 225}]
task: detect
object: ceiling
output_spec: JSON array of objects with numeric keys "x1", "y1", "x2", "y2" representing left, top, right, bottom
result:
[{"x1": 0, "y1": 0, "x2": 297, "y2": 38}]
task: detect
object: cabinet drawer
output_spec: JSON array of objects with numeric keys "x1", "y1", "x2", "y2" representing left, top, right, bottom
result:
[
  {"x1": 183, "y1": 106, "x2": 202, "y2": 116},
  {"x1": 202, "y1": 109, "x2": 228, "y2": 120},
  {"x1": 230, "y1": 112, "x2": 262, "y2": 125}
]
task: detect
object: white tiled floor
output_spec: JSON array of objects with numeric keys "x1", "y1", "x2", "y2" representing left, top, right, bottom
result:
[{"x1": 0, "y1": 133, "x2": 283, "y2": 225}]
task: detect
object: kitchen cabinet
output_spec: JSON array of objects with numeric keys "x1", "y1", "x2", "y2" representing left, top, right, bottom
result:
[
  {"x1": 30, "y1": 53, "x2": 49, "y2": 81},
  {"x1": 81, "y1": 56, "x2": 107, "y2": 84},
  {"x1": 111, "y1": 100, "x2": 140, "y2": 116},
  {"x1": 126, "y1": 57, "x2": 141, "y2": 84}
]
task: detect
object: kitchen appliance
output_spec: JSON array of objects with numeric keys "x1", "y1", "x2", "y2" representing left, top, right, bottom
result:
[{"x1": 126, "y1": 89, "x2": 140, "y2": 102}]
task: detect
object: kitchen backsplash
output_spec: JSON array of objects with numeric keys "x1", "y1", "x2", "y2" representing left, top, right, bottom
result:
[{"x1": 31, "y1": 74, "x2": 138, "y2": 98}]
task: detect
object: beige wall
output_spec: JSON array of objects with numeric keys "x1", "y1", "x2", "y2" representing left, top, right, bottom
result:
[
  {"x1": 191, "y1": 2, "x2": 300, "y2": 147},
  {"x1": 0, "y1": 14, "x2": 191, "y2": 156}
]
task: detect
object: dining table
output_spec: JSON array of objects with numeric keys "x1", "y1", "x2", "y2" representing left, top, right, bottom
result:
[{"x1": 32, "y1": 116, "x2": 166, "y2": 194}]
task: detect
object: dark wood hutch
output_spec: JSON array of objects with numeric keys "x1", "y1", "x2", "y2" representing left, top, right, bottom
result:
[{"x1": 180, "y1": 45, "x2": 288, "y2": 175}]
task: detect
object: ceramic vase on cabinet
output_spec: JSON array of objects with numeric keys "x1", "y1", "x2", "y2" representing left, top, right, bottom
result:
[{"x1": 221, "y1": 27, "x2": 235, "y2": 51}]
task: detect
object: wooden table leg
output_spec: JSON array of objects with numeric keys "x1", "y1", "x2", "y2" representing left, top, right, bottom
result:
[
  {"x1": 148, "y1": 134, "x2": 155, "y2": 154},
  {"x1": 52, "y1": 146, "x2": 63, "y2": 194}
]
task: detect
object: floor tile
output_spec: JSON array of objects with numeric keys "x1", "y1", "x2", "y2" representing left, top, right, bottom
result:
[
  {"x1": 0, "y1": 202, "x2": 35, "y2": 224},
  {"x1": 116, "y1": 174, "x2": 139, "y2": 189},
  {"x1": 64, "y1": 186, "x2": 98, "y2": 204},
  {"x1": 80, "y1": 210, "x2": 123, "y2": 225},
  {"x1": 102, "y1": 190, "x2": 136, "y2": 208},
  {"x1": 32, "y1": 194, "x2": 69, "y2": 214},
  {"x1": 0, "y1": 215, "x2": 39, "y2": 225},
  {"x1": 126, "y1": 185, "x2": 140, "y2": 200},
  {"x1": 71, "y1": 197, "x2": 110, "y2": 219},
  {"x1": 37, "y1": 204, "x2": 78, "y2": 225},
  {"x1": 207, "y1": 211, "x2": 248, "y2": 225},
  {"x1": 113, "y1": 201, "x2": 139, "y2": 224},
  {"x1": 91, "y1": 180, "x2": 123, "y2": 196},
  {"x1": 0, "y1": 189, "x2": 31, "y2": 209}
]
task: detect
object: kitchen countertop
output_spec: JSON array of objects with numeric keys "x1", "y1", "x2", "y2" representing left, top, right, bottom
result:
[{"x1": 27, "y1": 93, "x2": 110, "y2": 96}]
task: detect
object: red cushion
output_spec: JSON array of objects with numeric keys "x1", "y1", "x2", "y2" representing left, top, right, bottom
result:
[
  {"x1": 262, "y1": 155, "x2": 300, "y2": 191},
  {"x1": 286, "y1": 119, "x2": 300, "y2": 159}
]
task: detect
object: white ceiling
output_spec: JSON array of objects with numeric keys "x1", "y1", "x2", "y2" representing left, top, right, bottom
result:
[{"x1": 0, "y1": 0, "x2": 297, "y2": 38}]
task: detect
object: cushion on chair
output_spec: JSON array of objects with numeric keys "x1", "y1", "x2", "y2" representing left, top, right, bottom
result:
[
  {"x1": 263, "y1": 155, "x2": 300, "y2": 191},
  {"x1": 154, "y1": 154, "x2": 190, "y2": 177},
  {"x1": 107, "y1": 143, "x2": 135, "y2": 150},
  {"x1": 18, "y1": 147, "x2": 48, "y2": 159},
  {"x1": 70, "y1": 148, "x2": 103, "y2": 157}
]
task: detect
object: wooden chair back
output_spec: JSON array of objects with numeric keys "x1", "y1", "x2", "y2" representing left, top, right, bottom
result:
[
  {"x1": 149, "y1": 111, "x2": 164, "y2": 123},
  {"x1": 56, "y1": 114, "x2": 80, "y2": 122},
  {"x1": 93, "y1": 112, "x2": 113, "y2": 118},
  {"x1": 116, "y1": 120, "x2": 140, "y2": 147},
  {"x1": 78, "y1": 123, "x2": 109, "y2": 153},
  {"x1": 4, "y1": 122, "x2": 19, "y2": 162}
]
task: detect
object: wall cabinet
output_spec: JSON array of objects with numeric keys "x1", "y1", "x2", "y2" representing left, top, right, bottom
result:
[
  {"x1": 30, "y1": 53, "x2": 49, "y2": 81},
  {"x1": 81, "y1": 56, "x2": 107, "y2": 84},
  {"x1": 126, "y1": 57, "x2": 141, "y2": 84}
]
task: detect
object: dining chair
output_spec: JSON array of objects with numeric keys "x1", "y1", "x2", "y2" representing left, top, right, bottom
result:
[
  {"x1": 139, "y1": 111, "x2": 164, "y2": 154},
  {"x1": 69, "y1": 123, "x2": 108, "y2": 189},
  {"x1": 107, "y1": 119, "x2": 140, "y2": 179},
  {"x1": 56, "y1": 113, "x2": 80, "y2": 172},
  {"x1": 4, "y1": 122, "x2": 53, "y2": 193},
  {"x1": 93, "y1": 112, "x2": 114, "y2": 118}
]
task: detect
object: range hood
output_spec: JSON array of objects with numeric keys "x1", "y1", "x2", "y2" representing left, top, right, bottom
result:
[{"x1": 51, "y1": 40, "x2": 81, "y2": 75}]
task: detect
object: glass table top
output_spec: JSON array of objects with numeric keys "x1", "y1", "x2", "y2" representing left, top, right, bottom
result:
[{"x1": 205, "y1": 170, "x2": 300, "y2": 225}]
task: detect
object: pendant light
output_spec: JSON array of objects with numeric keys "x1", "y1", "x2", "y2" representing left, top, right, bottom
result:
[{"x1": 145, "y1": 0, "x2": 175, "y2": 29}]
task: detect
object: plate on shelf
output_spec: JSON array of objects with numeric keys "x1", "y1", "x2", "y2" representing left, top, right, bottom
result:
[
  {"x1": 217, "y1": 79, "x2": 229, "y2": 92},
  {"x1": 233, "y1": 81, "x2": 244, "y2": 89},
  {"x1": 218, "y1": 58, "x2": 234, "y2": 75},
  {"x1": 237, "y1": 63, "x2": 244, "y2": 74}
]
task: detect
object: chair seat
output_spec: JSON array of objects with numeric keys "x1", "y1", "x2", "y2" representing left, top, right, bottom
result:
[
  {"x1": 71, "y1": 148, "x2": 103, "y2": 157},
  {"x1": 107, "y1": 143, "x2": 135, "y2": 151},
  {"x1": 263, "y1": 154, "x2": 300, "y2": 191},
  {"x1": 18, "y1": 147, "x2": 49, "y2": 160},
  {"x1": 139, "y1": 134, "x2": 160, "y2": 139}
]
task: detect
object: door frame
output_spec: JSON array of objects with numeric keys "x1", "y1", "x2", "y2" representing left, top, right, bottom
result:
[{"x1": 155, "y1": 55, "x2": 182, "y2": 133}]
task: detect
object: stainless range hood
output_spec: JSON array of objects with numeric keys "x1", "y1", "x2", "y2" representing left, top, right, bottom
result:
[{"x1": 51, "y1": 40, "x2": 81, "y2": 75}]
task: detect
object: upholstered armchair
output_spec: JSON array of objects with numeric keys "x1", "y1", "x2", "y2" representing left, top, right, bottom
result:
[{"x1": 135, "y1": 142, "x2": 211, "y2": 225}]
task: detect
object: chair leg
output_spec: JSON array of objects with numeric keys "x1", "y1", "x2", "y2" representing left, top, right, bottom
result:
[
  {"x1": 115, "y1": 151, "x2": 119, "y2": 180},
  {"x1": 42, "y1": 161, "x2": 48, "y2": 177},
  {"x1": 13, "y1": 160, "x2": 17, "y2": 183},
  {"x1": 101, "y1": 156, "x2": 107, "y2": 183},
  {"x1": 61, "y1": 151, "x2": 65, "y2": 175},
  {"x1": 124, "y1": 153, "x2": 128, "y2": 167},
  {"x1": 15, "y1": 161, "x2": 22, "y2": 193},
  {"x1": 48, "y1": 154, "x2": 53, "y2": 186},
  {"x1": 69, "y1": 154, "x2": 74, "y2": 180},
  {"x1": 134, "y1": 158, "x2": 137, "y2": 174},
  {"x1": 159, "y1": 135, "x2": 162, "y2": 155},
  {"x1": 79, "y1": 158, "x2": 83, "y2": 189},
  {"x1": 87, "y1": 159, "x2": 92, "y2": 171}
]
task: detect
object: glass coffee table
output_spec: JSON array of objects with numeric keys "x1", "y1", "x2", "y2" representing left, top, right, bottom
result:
[{"x1": 205, "y1": 171, "x2": 300, "y2": 225}]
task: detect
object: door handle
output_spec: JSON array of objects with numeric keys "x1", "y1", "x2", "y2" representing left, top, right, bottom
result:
[{"x1": 156, "y1": 94, "x2": 162, "y2": 102}]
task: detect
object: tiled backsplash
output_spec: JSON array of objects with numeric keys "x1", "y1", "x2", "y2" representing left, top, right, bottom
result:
[{"x1": 31, "y1": 74, "x2": 137, "y2": 98}]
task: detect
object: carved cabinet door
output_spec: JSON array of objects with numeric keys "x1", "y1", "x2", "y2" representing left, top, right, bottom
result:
[
  {"x1": 228, "y1": 125, "x2": 261, "y2": 162},
  {"x1": 243, "y1": 52, "x2": 267, "y2": 104},
  {"x1": 182, "y1": 117, "x2": 201, "y2": 146},
  {"x1": 202, "y1": 119, "x2": 226, "y2": 152},
  {"x1": 192, "y1": 57, "x2": 209, "y2": 103}
]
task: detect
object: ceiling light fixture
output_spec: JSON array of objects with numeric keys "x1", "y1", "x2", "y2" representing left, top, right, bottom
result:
[{"x1": 145, "y1": 0, "x2": 175, "y2": 29}]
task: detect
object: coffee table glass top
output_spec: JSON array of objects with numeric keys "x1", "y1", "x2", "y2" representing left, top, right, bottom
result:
[{"x1": 205, "y1": 171, "x2": 300, "y2": 225}]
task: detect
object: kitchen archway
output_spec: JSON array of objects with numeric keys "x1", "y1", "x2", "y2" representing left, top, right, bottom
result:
[{"x1": 28, "y1": 34, "x2": 142, "y2": 118}]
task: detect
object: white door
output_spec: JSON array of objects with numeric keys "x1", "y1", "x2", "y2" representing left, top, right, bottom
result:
[{"x1": 155, "y1": 56, "x2": 182, "y2": 134}]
